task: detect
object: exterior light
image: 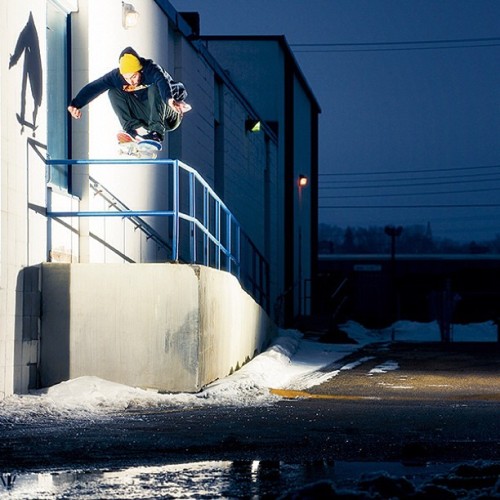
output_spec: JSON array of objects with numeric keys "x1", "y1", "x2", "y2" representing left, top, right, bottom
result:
[
  {"x1": 297, "y1": 174, "x2": 309, "y2": 318},
  {"x1": 122, "y1": 2, "x2": 139, "y2": 29},
  {"x1": 245, "y1": 119, "x2": 261, "y2": 133}
]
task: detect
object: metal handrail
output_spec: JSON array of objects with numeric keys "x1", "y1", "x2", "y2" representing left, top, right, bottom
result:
[
  {"x1": 45, "y1": 157, "x2": 269, "y2": 310},
  {"x1": 89, "y1": 175, "x2": 173, "y2": 256}
]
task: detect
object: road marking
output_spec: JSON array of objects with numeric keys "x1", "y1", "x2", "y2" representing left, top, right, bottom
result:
[
  {"x1": 269, "y1": 388, "x2": 500, "y2": 402},
  {"x1": 269, "y1": 389, "x2": 380, "y2": 400}
]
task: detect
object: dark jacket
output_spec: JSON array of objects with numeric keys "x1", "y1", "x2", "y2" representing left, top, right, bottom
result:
[{"x1": 70, "y1": 47, "x2": 187, "y2": 109}]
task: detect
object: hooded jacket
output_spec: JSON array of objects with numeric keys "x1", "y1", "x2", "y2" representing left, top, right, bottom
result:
[{"x1": 70, "y1": 47, "x2": 187, "y2": 109}]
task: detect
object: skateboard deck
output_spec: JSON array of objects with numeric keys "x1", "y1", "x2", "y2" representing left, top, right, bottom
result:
[
  {"x1": 117, "y1": 131, "x2": 162, "y2": 159},
  {"x1": 16, "y1": 113, "x2": 38, "y2": 135}
]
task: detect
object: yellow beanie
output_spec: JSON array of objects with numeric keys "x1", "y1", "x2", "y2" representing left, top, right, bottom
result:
[{"x1": 119, "y1": 54, "x2": 143, "y2": 74}]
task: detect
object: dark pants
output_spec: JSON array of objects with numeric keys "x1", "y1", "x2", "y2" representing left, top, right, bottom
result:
[{"x1": 108, "y1": 85, "x2": 182, "y2": 138}]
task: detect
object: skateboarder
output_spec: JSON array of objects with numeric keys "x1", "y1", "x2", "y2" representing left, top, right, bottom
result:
[{"x1": 67, "y1": 47, "x2": 188, "y2": 143}]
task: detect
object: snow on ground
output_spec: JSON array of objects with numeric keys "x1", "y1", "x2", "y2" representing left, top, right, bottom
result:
[
  {"x1": 368, "y1": 360, "x2": 399, "y2": 375},
  {"x1": 0, "y1": 320, "x2": 497, "y2": 422}
]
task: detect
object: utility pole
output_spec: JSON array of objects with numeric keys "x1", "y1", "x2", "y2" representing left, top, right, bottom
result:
[{"x1": 384, "y1": 225, "x2": 403, "y2": 332}]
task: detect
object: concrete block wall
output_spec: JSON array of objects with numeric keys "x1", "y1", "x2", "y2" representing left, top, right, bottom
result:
[
  {"x1": 40, "y1": 263, "x2": 276, "y2": 392},
  {"x1": 171, "y1": 41, "x2": 215, "y2": 180},
  {"x1": 1, "y1": 2, "x2": 48, "y2": 399}
]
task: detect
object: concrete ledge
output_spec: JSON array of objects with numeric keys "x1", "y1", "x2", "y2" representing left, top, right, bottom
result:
[{"x1": 39, "y1": 263, "x2": 276, "y2": 392}]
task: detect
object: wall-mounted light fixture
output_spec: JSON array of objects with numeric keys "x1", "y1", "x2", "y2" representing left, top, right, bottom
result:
[
  {"x1": 122, "y1": 2, "x2": 139, "y2": 29},
  {"x1": 298, "y1": 174, "x2": 308, "y2": 188},
  {"x1": 297, "y1": 173, "x2": 309, "y2": 317},
  {"x1": 245, "y1": 119, "x2": 261, "y2": 133}
]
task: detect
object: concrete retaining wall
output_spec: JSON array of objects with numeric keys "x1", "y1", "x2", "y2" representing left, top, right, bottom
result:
[{"x1": 39, "y1": 263, "x2": 276, "y2": 392}]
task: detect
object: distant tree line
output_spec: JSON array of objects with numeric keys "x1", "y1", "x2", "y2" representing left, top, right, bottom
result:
[{"x1": 318, "y1": 223, "x2": 500, "y2": 254}]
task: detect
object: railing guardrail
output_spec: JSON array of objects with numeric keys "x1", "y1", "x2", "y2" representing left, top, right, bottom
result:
[{"x1": 45, "y1": 157, "x2": 269, "y2": 311}]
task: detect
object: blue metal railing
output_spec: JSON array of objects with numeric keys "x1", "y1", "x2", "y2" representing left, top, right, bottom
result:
[
  {"x1": 88, "y1": 174, "x2": 172, "y2": 257},
  {"x1": 45, "y1": 158, "x2": 269, "y2": 311}
]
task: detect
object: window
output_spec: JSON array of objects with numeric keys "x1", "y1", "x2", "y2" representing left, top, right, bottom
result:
[
  {"x1": 214, "y1": 77, "x2": 224, "y2": 196},
  {"x1": 46, "y1": 1, "x2": 70, "y2": 189}
]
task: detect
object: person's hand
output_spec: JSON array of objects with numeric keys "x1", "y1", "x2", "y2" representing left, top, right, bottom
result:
[
  {"x1": 168, "y1": 98, "x2": 185, "y2": 115},
  {"x1": 67, "y1": 105, "x2": 82, "y2": 119}
]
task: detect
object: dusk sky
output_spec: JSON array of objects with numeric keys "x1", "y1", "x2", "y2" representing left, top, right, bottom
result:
[{"x1": 170, "y1": 0, "x2": 499, "y2": 243}]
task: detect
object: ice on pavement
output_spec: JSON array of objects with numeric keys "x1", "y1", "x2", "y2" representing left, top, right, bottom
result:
[
  {"x1": 368, "y1": 360, "x2": 399, "y2": 375},
  {"x1": 0, "y1": 320, "x2": 497, "y2": 421}
]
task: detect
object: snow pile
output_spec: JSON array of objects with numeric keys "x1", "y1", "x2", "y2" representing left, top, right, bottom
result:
[{"x1": 0, "y1": 320, "x2": 497, "y2": 422}]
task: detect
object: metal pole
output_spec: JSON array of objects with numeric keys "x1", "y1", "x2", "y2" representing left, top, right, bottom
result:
[
  {"x1": 189, "y1": 171, "x2": 196, "y2": 263},
  {"x1": 172, "y1": 160, "x2": 180, "y2": 261}
]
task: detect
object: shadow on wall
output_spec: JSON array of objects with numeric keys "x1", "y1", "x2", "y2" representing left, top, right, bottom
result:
[
  {"x1": 9, "y1": 12, "x2": 42, "y2": 136},
  {"x1": 15, "y1": 267, "x2": 47, "y2": 391}
]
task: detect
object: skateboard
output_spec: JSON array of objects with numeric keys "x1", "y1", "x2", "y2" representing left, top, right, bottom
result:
[
  {"x1": 117, "y1": 131, "x2": 162, "y2": 159},
  {"x1": 16, "y1": 113, "x2": 38, "y2": 136}
]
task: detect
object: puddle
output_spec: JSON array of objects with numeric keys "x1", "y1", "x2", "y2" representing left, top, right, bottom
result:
[{"x1": 0, "y1": 460, "x2": 465, "y2": 499}]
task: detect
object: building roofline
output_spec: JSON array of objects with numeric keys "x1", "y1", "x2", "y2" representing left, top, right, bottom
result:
[
  {"x1": 201, "y1": 35, "x2": 321, "y2": 113},
  {"x1": 154, "y1": 0, "x2": 278, "y2": 141}
]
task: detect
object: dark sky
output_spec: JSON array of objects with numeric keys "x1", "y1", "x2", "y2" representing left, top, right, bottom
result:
[{"x1": 170, "y1": 0, "x2": 500, "y2": 243}]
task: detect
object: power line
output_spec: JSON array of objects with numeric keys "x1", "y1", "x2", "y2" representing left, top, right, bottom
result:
[
  {"x1": 319, "y1": 164, "x2": 500, "y2": 177},
  {"x1": 293, "y1": 43, "x2": 500, "y2": 53},
  {"x1": 290, "y1": 37, "x2": 500, "y2": 52},
  {"x1": 319, "y1": 204, "x2": 500, "y2": 209},
  {"x1": 320, "y1": 186, "x2": 500, "y2": 199},
  {"x1": 321, "y1": 171, "x2": 500, "y2": 184},
  {"x1": 290, "y1": 37, "x2": 500, "y2": 47},
  {"x1": 319, "y1": 176, "x2": 500, "y2": 190}
]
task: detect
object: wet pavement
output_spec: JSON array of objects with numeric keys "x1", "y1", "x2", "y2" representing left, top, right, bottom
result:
[
  {"x1": 0, "y1": 341, "x2": 499, "y2": 497},
  {"x1": 285, "y1": 341, "x2": 500, "y2": 402}
]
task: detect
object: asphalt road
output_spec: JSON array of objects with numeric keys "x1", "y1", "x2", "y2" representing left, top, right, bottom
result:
[{"x1": 1, "y1": 342, "x2": 499, "y2": 472}]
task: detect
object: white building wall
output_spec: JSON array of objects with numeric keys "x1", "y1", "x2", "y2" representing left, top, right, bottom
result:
[
  {"x1": 1, "y1": 2, "x2": 49, "y2": 399},
  {"x1": 68, "y1": 0, "x2": 178, "y2": 263},
  {"x1": 0, "y1": 0, "x2": 283, "y2": 400}
]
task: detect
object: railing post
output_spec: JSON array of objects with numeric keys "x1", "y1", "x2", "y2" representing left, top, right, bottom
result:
[
  {"x1": 172, "y1": 160, "x2": 180, "y2": 261},
  {"x1": 189, "y1": 170, "x2": 196, "y2": 263},
  {"x1": 226, "y1": 212, "x2": 232, "y2": 273},
  {"x1": 203, "y1": 186, "x2": 209, "y2": 266},
  {"x1": 215, "y1": 201, "x2": 220, "y2": 270},
  {"x1": 236, "y1": 223, "x2": 241, "y2": 279}
]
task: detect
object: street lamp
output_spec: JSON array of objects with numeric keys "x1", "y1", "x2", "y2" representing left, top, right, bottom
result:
[{"x1": 384, "y1": 225, "x2": 403, "y2": 331}]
